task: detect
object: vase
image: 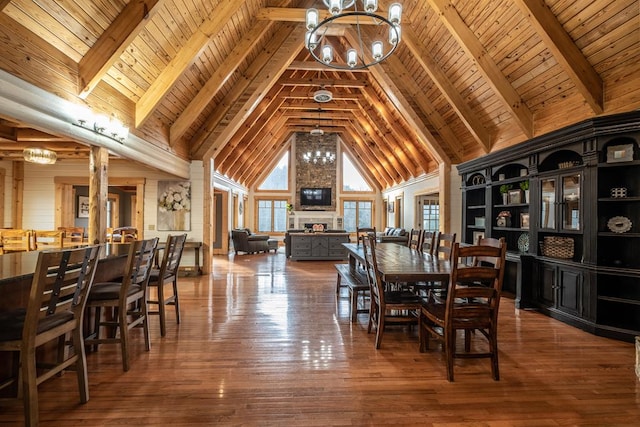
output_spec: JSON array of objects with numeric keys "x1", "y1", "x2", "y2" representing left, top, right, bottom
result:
[
  {"x1": 173, "y1": 211, "x2": 186, "y2": 230},
  {"x1": 502, "y1": 193, "x2": 508, "y2": 205},
  {"x1": 524, "y1": 189, "x2": 530, "y2": 203}
]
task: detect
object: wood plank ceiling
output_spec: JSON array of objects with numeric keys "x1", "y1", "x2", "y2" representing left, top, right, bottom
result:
[{"x1": 0, "y1": 0, "x2": 638, "y2": 190}]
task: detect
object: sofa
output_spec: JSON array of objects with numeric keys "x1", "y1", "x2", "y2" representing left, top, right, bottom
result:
[
  {"x1": 231, "y1": 228, "x2": 270, "y2": 254},
  {"x1": 376, "y1": 227, "x2": 408, "y2": 245}
]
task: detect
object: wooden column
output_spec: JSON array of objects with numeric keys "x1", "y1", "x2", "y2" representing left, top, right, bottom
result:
[
  {"x1": 11, "y1": 161, "x2": 23, "y2": 229},
  {"x1": 438, "y1": 162, "x2": 451, "y2": 233},
  {"x1": 202, "y1": 158, "x2": 214, "y2": 274},
  {"x1": 89, "y1": 146, "x2": 109, "y2": 244}
]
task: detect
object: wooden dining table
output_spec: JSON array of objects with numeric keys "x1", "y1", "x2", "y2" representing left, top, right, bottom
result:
[{"x1": 342, "y1": 242, "x2": 451, "y2": 283}]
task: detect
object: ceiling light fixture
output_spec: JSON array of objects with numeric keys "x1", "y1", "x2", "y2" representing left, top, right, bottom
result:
[
  {"x1": 313, "y1": 89, "x2": 333, "y2": 103},
  {"x1": 23, "y1": 147, "x2": 57, "y2": 164},
  {"x1": 310, "y1": 108, "x2": 325, "y2": 136},
  {"x1": 305, "y1": 0, "x2": 402, "y2": 70},
  {"x1": 303, "y1": 109, "x2": 336, "y2": 164},
  {"x1": 72, "y1": 105, "x2": 129, "y2": 144}
]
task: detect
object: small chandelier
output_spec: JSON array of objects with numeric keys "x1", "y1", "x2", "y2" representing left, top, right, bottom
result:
[
  {"x1": 305, "y1": 0, "x2": 402, "y2": 70},
  {"x1": 303, "y1": 150, "x2": 336, "y2": 164},
  {"x1": 23, "y1": 148, "x2": 57, "y2": 165}
]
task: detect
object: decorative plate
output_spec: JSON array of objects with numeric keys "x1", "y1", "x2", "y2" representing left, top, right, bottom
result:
[
  {"x1": 517, "y1": 233, "x2": 529, "y2": 252},
  {"x1": 607, "y1": 216, "x2": 632, "y2": 233}
]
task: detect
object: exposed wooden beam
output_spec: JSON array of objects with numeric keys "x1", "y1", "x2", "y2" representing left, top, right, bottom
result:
[
  {"x1": 216, "y1": 87, "x2": 286, "y2": 173},
  {"x1": 402, "y1": 26, "x2": 493, "y2": 152},
  {"x1": 190, "y1": 22, "x2": 298, "y2": 158},
  {"x1": 200, "y1": 25, "x2": 306, "y2": 160},
  {"x1": 513, "y1": 0, "x2": 603, "y2": 113},
  {"x1": 427, "y1": 0, "x2": 534, "y2": 138},
  {"x1": 135, "y1": 0, "x2": 249, "y2": 128},
  {"x1": 287, "y1": 60, "x2": 369, "y2": 73},
  {"x1": 78, "y1": 0, "x2": 162, "y2": 99},
  {"x1": 344, "y1": 31, "x2": 450, "y2": 164},
  {"x1": 241, "y1": 124, "x2": 291, "y2": 186},
  {"x1": 278, "y1": 77, "x2": 369, "y2": 88},
  {"x1": 170, "y1": 23, "x2": 273, "y2": 143},
  {"x1": 382, "y1": 53, "x2": 464, "y2": 163}
]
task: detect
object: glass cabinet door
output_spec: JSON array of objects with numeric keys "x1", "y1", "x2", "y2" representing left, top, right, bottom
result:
[
  {"x1": 561, "y1": 174, "x2": 580, "y2": 230},
  {"x1": 540, "y1": 178, "x2": 556, "y2": 229}
]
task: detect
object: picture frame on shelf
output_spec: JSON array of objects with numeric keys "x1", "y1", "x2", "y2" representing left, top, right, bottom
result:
[
  {"x1": 508, "y1": 189, "x2": 523, "y2": 204},
  {"x1": 606, "y1": 144, "x2": 634, "y2": 163},
  {"x1": 520, "y1": 213, "x2": 530, "y2": 229}
]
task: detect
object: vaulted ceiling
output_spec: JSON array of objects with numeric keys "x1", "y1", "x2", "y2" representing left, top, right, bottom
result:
[{"x1": 0, "y1": 0, "x2": 638, "y2": 189}]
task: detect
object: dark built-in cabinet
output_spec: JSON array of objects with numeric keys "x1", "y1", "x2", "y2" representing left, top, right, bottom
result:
[{"x1": 458, "y1": 111, "x2": 640, "y2": 342}]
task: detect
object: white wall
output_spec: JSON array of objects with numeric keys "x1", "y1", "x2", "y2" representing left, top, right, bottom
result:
[
  {"x1": 2, "y1": 158, "x2": 204, "y2": 266},
  {"x1": 382, "y1": 168, "x2": 462, "y2": 238}
]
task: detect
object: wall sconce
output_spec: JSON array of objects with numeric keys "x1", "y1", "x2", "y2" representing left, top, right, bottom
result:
[
  {"x1": 73, "y1": 106, "x2": 129, "y2": 144},
  {"x1": 23, "y1": 148, "x2": 57, "y2": 164}
]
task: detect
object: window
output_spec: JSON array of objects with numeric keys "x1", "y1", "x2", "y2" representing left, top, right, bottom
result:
[
  {"x1": 342, "y1": 153, "x2": 372, "y2": 192},
  {"x1": 258, "y1": 152, "x2": 289, "y2": 190},
  {"x1": 421, "y1": 197, "x2": 439, "y2": 231},
  {"x1": 342, "y1": 200, "x2": 373, "y2": 232},
  {"x1": 257, "y1": 199, "x2": 288, "y2": 232}
]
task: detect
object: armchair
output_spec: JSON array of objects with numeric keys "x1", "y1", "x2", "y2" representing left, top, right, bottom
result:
[{"x1": 231, "y1": 228, "x2": 270, "y2": 254}]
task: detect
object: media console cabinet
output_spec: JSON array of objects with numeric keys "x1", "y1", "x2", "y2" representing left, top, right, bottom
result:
[{"x1": 288, "y1": 232, "x2": 350, "y2": 261}]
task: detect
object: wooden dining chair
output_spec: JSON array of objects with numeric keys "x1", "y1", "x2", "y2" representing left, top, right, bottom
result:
[
  {"x1": 85, "y1": 238, "x2": 159, "y2": 371},
  {"x1": 435, "y1": 232, "x2": 457, "y2": 261},
  {"x1": 58, "y1": 226, "x2": 86, "y2": 246},
  {"x1": 421, "y1": 231, "x2": 437, "y2": 255},
  {"x1": 356, "y1": 226, "x2": 376, "y2": 247},
  {"x1": 407, "y1": 229, "x2": 423, "y2": 250},
  {"x1": 0, "y1": 229, "x2": 32, "y2": 254},
  {"x1": 419, "y1": 241, "x2": 507, "y2": 381},
  {"x1": 33, "y1": 230, "x2": 65, "y2": 250},
  {"x1": 362, "y1": 235, "x2": 423, "y2": 349},
  {"x1": 147, "y1": 234, "x2": 187, "y2": 337},
  {"x1": 0, "y1": 246, "x2": 100, "y2": 427}
]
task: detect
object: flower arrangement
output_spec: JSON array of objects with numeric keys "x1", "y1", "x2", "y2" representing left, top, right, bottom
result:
[
  {"x1": 519, "y1": 180, "x2": 529, "y2": 191},
  {"x1": 286, "y1": 203, "x2": 294, "y2": 213},
  {"x1": 158, "y1": 182, "x2": 191, "y2": 212},
  {"x1": 496, "y1": 210, "x2": 511, "y2": 219}
]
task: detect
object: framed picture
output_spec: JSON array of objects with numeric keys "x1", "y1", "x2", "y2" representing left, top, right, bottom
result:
[
  {"x1": 77, "y1": 196, "x2": 89, "y2": 218},
  {"x1": 520, "y1": 213, "x2": 530, "y2": 229},
  {"x1": 606, "y1": 144, "x2": 633, "y2": 163},
  {"x1": 508, "y1": 189, "x2": 522, "y2": 204},
  {"x1": 157, "y1": 181, "x2": 191, "y2": 231},
  {"x1": 388, "y1": 201, "x2": 394, "y2": 213},
  {"x1": 472, "y1": 231, "x2": 485, "y2": 244}
]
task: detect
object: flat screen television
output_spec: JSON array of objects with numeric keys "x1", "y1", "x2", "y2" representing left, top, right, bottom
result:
[{"x1": 300, "y1": 187, "x2": 331, "y2": 206}]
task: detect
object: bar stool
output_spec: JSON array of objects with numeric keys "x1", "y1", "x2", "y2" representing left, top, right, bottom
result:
[
  {"x1": 0, "y1": 246, "x2": 100, "y2": 427},
  {"x1": 147, "y1": 234, "x2": 187, "y2": 337},
  {"x1": 85, "y1": 238, "x2": 158, "y2": 372}
]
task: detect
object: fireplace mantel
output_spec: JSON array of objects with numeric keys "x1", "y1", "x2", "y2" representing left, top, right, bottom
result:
[{"x1": 289, "y1": 211, "x2": 342, "y2": 230}]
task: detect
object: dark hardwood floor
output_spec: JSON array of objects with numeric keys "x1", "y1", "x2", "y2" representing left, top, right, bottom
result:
[{"x1": 1, "y1": 250, "x2": 638, "y2": 425}]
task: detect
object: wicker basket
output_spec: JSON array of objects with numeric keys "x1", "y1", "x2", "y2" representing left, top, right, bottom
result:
[{"x1": 540, "y1": 236, "x2": 574, "y2": 259}]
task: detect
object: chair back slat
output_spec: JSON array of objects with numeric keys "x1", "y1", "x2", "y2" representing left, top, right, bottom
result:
[
  {"x1": 25, "y1": 246, "x2": 101, "y2": 341},
  {"x1": 421, "y1": 231, "x2": 437, "y2": 255},
  {"x1": 0, "y1": 229, "x2": 32, "y2": 253},
  {"x1": 160, "y1": 234, "x2": 187, "y2": 279},
  {"x1": 34, "y1": 230, "x2": 65, "y2": 250},
  {"x1": 408, "y1": 229, "x2": 423, "y2": 250},
  {"x1": 124, "y1": 238, "x2": 159, "y2": 296},
  {"x1": 435, "y1": 232, "x2": 457, "y2": 261}
]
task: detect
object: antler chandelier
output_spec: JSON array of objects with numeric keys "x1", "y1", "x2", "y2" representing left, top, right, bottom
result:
[{"x1": 305, "y1": 0, "x2": 402, "y2": 70}]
